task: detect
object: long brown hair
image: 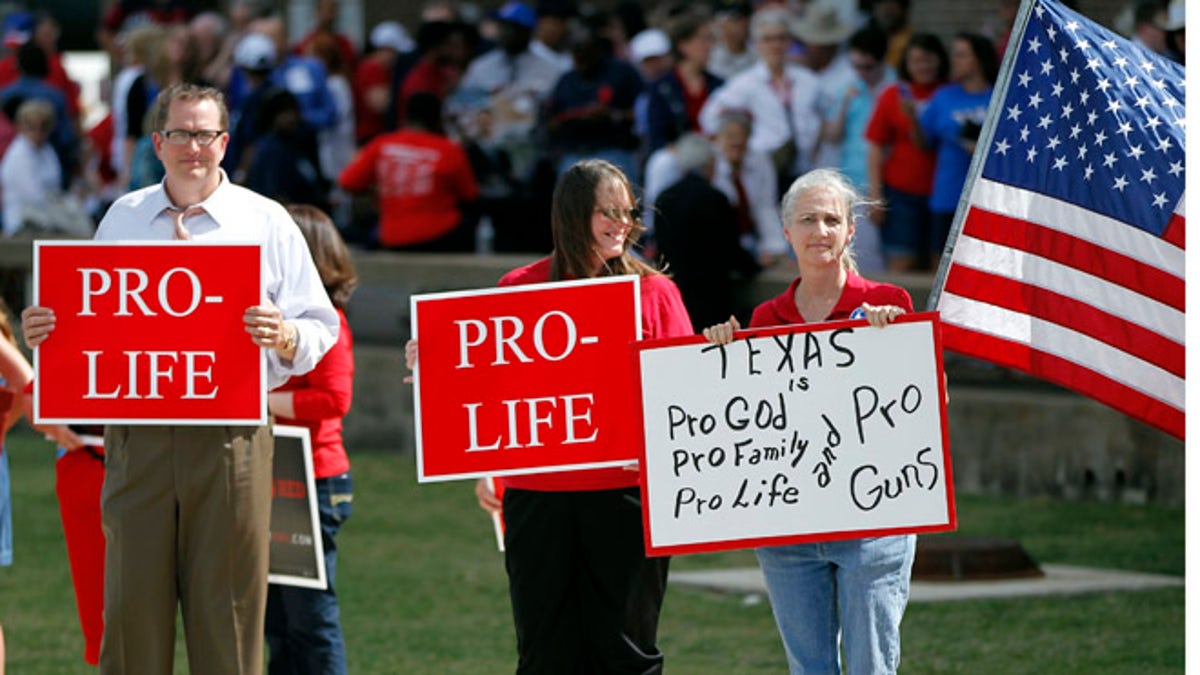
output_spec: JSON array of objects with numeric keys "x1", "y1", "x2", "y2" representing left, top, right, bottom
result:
[
  {"x1": 0, "y1": 297, "x2": 15, "y2": 345},
  {"x1": 549, "y1": 159, "x2": 659, "y2": 281},
  {"x1": 286, "y1": 204, "x2": 358, "y2": 309}
]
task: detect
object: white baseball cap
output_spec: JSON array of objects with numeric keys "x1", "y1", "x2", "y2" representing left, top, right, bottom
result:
[
  {"x1": 629, "y1": 29, "x2": 671, "y2": 62},
  {"x1": 234, "y1": 33, "x2": 276, "y2": 71},
  {"x1": 370, "y1": 21, "x2": 414, "y2": 53}
]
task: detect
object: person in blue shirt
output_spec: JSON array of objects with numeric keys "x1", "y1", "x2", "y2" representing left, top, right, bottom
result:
[{"x1": 916, "y1": 32, "x2": 997, "y2": 268}]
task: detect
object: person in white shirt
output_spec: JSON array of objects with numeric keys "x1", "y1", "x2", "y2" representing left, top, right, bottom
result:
[
  {"x1": 1, "y1": 99, "x2": 61, "y2": 236},
  {"x1": 710, "y1": 109, "x2": 788, "y2": 265},
  {"x1": 707, "y1": 0, "x2": 756, "y2": 81},
  {"x1": 791, "y1": 2, "x2": 860, "y2": 173},
  {"x1": 699, "y1": 9, "x2": 820, "y2": 188},
  {"x1": 21, "y1": 83, "x2": 338, "y2": 675}
]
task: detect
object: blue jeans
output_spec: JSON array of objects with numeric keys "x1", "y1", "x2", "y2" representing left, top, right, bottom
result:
[
  {"x1": 880, "y1": 186, "x2": 933, "y2": 258},
  {"x1": 266, "y1": 472, "x2": 353, "y2": 675},
  {"x1": 756, "y1": 535, "x2": 916, "y2": 675},
  {"x1": 0, "y1": 449, "x2": 11, "y2": 567}
]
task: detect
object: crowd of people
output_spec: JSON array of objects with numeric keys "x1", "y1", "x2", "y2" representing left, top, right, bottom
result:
[
  {"x1": 0, "y1": 0, "x2": 1183, "y2": 277},
  {"x1": 0, "y1": 0, "x2": 1186, "y2": 673}
]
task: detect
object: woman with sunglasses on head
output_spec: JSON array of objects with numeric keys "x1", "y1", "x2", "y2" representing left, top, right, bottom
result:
[
  {"x1": 703, "y1": 168, "x2": 916, "y2": 675},
  {"x1": 407, "y1": 158, "x2": 692, "y2": 674}
]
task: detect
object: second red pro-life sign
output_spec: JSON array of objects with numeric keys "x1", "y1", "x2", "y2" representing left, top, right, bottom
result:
[
  {"x1": 33, "y1": 241, "x2": 265, "y2": 425},
  {"x1": 411, "y1": 276, "x2": 641, "y2": 482}
]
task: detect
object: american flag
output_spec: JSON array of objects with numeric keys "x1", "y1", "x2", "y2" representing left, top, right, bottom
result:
[{"x1": 931, "y1": 0, "x2": 1185, "y2": 439}]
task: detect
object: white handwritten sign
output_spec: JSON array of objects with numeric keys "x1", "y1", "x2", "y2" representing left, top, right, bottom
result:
[{"x1": 634, "y1": 313, "x2": 955, "y2": 556}]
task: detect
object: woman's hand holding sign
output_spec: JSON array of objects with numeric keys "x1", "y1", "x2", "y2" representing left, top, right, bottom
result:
[{"x1": 20, "y1": 306, "x2": 56, "y2": 348}]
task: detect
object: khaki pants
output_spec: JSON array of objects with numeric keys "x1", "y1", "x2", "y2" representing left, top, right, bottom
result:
[{"x1": 99, "y1": 425, "x2": 274, "y2": 675}]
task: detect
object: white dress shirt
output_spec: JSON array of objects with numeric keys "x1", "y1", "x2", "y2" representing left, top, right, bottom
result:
[
  {"x1": 641, "y1": 146, "x2": 682, "y2": 237},
  {"x1": 1, "y1": 135, "x2": 62, "y2": 237},
  {"x1": 713, "y1": 149, "x2": 788, "y2": 256},
  {"x1": 699, "y1": 61, "x2": 821, "y2": 175},
  {"x1": 94, "y1": 172, "x2": 339, "y2": 388}
]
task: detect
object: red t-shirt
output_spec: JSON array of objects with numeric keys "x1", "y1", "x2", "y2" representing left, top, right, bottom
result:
[
  {"x1": 338, "y1": 128, "x2": 479, "y2": 247},
  {"x1": 750, "y1": 271, "x2": 914, "y2": 328},
  {"x1": 274, "y1": 309, "x2": 353, "y2": 479},
  {"x1": 498, "y1": 258, "x2": 694, "y2": 492},
  {"x1": 864, "y1": 82, "x2": 940, "y2": 197}
]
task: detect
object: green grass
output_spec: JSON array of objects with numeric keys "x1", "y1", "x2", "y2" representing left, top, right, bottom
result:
[{"x1": 0, "y1": 429, "x2": 1183, "y2": 673}]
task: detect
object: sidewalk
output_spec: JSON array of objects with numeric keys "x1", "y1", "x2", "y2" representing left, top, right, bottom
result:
[{"x1": 669, "y1": 564, "x2": 1184, "y2": 603}]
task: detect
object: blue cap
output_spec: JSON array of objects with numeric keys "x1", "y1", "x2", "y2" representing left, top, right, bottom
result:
[
  {"x1": 496, "y1": 2, "x2": 536, "y2": 29},
  {"x1": 2, "y1": 12, "x2": 33, "y2": 48}
]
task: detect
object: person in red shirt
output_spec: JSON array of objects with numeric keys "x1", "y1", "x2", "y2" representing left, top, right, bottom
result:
[
  {"x1": 266, "y1": 204, "x2": 358, "y2": 673},
  {"x1": 864, "y1": 33, "x2": 948, "y2": 272},
  {"x1": 407, "y1": 159, "x2": 693, "y2": 674},
  {"x1": 393, "y1": 20, "x2": 473, "y2": 128},
  {"x1": 292, "y1": 0, "x2": 359, "y2": 77},
  {"x1": 339, "y1": 92, "x2": 479, "y2": 250}
]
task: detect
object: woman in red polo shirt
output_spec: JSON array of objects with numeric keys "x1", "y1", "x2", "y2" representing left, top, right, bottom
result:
[{"x1": 265, "y1": 204, "x2": 358, "y2": 672}]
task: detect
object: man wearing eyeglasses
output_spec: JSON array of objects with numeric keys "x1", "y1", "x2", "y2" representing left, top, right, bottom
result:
[{"x1": 20, "y1": 83, "x2": 338, "y2": 675}]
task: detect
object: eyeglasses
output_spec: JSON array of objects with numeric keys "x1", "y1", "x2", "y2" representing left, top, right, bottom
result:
[
  {"x1": 161, "y1": 129, "x2": 226, "y2": 146},
  {"x1": 595, "y1": 206, "x2": 641, "y2": 224}
]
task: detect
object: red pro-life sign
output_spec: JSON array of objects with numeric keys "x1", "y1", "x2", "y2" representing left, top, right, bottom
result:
[
  {"x1": 411, "y1": 277, "x2": 642, "y2": 482},
  {"x1": 33, "y1": 241, "x2": 266, "y2": 425}
]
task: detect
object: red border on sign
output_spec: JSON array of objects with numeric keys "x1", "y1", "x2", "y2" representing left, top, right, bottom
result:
[{"x1": 631, "y1": 312, "x2": 956, "y2": 557}]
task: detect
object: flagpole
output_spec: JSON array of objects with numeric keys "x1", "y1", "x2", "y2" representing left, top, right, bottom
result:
[{"x1": 926, "y1": 0, "x2": 1040, "y2": 310}]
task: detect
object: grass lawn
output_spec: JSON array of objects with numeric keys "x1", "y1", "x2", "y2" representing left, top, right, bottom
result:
[{"x1": 0, "y1": 429, "x2": 1183, "y2": 673}]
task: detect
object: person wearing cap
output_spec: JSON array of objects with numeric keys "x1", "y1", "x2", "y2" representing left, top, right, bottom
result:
[
  {"x1": 642, "y1": 13, "x2": 723, "y2": 156},
  {"x1": 708, "y1": 0, "x2": 755, "y2": 80},
  {"x1": 224, "y1": 31, "x2": 280, "y2": 182},
  {"x1": 792, "y1": 1, "x2": 860, "y2": 175},
  {"x1": 699, "y1": 9, "x2": 820, "y2": 188},
  {"x1": 628, "y1": 28, "x2": 673, "y2": 83},
  {"x1": 459, "y1": 2, "x2": 562, "y2": 138},
  {"x1": 456, "y1": 2, "x2": 563, "y2": 251},
  {"x1": 354, "y1": 21, "x2": 415, "y2": 145},
  {"x1": 627, "y1": 27, "x2": 672, "y2": 175}
]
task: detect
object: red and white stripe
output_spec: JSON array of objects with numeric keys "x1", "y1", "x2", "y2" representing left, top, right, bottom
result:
[{"x1": 937, "y1": 178, "x2": 1185, "y2": 439}]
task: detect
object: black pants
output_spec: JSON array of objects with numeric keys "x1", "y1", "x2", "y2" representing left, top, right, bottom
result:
[{"x1": 503, "y1": 488, "x2": 669, "y2": 675}]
